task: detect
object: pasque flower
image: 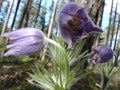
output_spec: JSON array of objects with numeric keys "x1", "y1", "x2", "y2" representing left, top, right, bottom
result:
[
  {"x1": 90, "y1": 46, "x2": 113, "y2": 63},
  {"x1": 3, "y1": 28, "x2": 46, "y2": 56},
  {"x1": 58, "y1": 3, "x2": 103, "y2": 47}
]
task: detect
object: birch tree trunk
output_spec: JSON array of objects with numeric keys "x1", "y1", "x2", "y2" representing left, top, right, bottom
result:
[
  {"x1": 114, "y1": 15, "x2": 120, "y2": 50},
  {"x1": 41, "y1": 0, "x2": 54, "y2": 61},
  {"x1": 41, "y1": 0, "x2": 59, "y2": 61}
]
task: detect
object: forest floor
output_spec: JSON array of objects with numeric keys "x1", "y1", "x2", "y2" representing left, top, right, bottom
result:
[{"x1": 0, "y1": 59, "x2": 120, "y2": 90}]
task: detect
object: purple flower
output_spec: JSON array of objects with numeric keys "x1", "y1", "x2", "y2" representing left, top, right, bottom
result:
[
  {"x1": 3, "y1": 28, "x2": 46, "y2": 56},
  {"x1": 58, "y1": 3, "x2": 103, "y2": 47},
  {"x1": 90, "y1": 46, "x2": 113, "y2": 63}
]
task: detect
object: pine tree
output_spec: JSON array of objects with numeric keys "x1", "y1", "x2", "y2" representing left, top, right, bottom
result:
[
  {"x1": 1, "y1": 0, "x2": 14, "y2": 35},
  {"x1": 110, "y1": 0, "x2": 118, "y2": 48},
  {"x1": 10, "y1": 0, "x2": 21, "y2": 31},
  {"x1": 106, "y1": 0, "x2": 114, "y2": 45},
  {"x1": 34, "y1": 0, "x2": 42, "y2": 27}
]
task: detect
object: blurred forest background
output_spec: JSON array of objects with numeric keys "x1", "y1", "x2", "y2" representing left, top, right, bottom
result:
[{"x1": 0, "y1": 0, "x2": 120, "y2": 90}]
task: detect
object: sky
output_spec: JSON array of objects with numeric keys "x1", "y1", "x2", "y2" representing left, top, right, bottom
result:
[
  {"x1": 101, "y1": 0, "x2": 120, "y2": 49},
  {"x1": 101, "y1": 0, "x2": 120, "y2": 30}
]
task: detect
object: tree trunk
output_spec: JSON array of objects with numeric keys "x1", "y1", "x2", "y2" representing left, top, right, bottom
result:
[
  {"x1": 40, "y1": 7, "x2": 46, "y2": 31},
  {"x1": 17, "y1": 0, "x2": 29, "y2": 28},
  {"x1": 114, "y1": 16, "x2": 120, "y2": 50},
  {"x1": 46, "y1": 0, "x2": 54, "y2": 37},
  {"x1": 0, "y1": 0, "x2": 4, "y2": 12},
  {"x1": 110, "y1": 0, "x2": 118, "y2": 48},
  {"x1": 1, "y1": 0, "x2": 14, "y2": 36},
  {"x1": 99, "y1": 0, "x2": 105, "y2": 27},
  {"x1": 34, "y1": 0, "x2": 42, "y2": 27},
  {"x1": 10, "y1": 0, "x2": 21, "y2": 31},
  {"x1": 41, "y1": 0, "x2": 59, "y2": 61},
  {"x1": 0, "y1": 0, "x2": 2, "y2": 9},
  {"x1": 17, "y1": 0, "x2": 33, "y2": 28},
  {"x1": 22, "y1": 0, "x2": 33, "y2": 27},
  {"x1": 106, "y1": 0, "x2": 114, "y2": 45}
]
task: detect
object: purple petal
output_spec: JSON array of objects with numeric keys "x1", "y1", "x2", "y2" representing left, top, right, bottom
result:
[
  {"x1": 76, "y1": 8, "x2": 88, "y2": 20},
  {"x1": 58, "y1": 11, "x2": 84, "y2": 46},
  {"x1": 58, "y1": 13, "x2": 72, "y2": 28},
  {"x1": 59, "y1": 27, "x2": 73, "y2": 47},
  {"x1": 91, "y1": 46, "x2": 113, "y2": 63},
  {"x1": 3, "y1": 28, "x2": 46, "y2": 56},
  {"x1": 85, "y1": 21, "x2": 103, "y2": 33},
  {"x1": 6, "y1": 36, "x2": 43, "y2": 49},
  {"x1": 3, "y1": 28, "x2": 44, "y2": 40},
  {"x1": 99, "y1": 46, "x2": 113, "y2": 60},
  {"x1": 4, "y1": 41, "x2": 44, "y2": 56},
  {"x1": 61, "y1": 3, "x2": 82, "y2": 16},
  {"x1": 58, "y1": 3, "x2": 103, "y2": 48},
  {"x1": 92, "y1": 27, "x2": 103, "y2": 33}
]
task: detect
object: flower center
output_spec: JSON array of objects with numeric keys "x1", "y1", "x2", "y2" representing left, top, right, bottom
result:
[{"x1": 67, "y1": 14, "x2": 81, "y2": 32}]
